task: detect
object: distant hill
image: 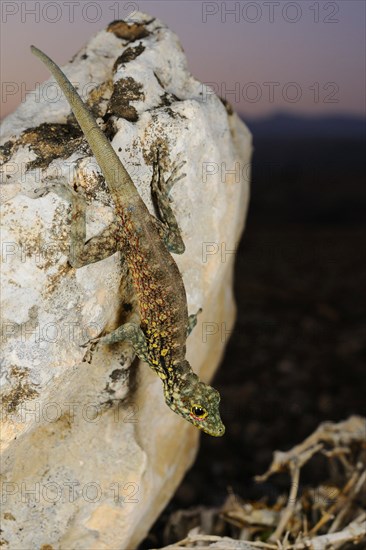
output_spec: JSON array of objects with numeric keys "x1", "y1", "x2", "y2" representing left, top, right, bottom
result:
[
  {"x1": 242, "y1": 113, "x2": 365, "y2": 139},
  {"x1": 240, "y1": 113, "x2": 365, "y2": 225}
]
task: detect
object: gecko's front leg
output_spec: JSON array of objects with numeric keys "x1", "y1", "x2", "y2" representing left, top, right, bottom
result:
[
  {"x1": 40, "y1": 183, "x2": 120, "y2": 266},
  {"x1": 151, "y1": 153, "x2": 186, "y2": 254},
  {"x1": 187, "y1": 308, "x2": 203, "y2": 336},
  {"x1": 65, "y1": 189, "x2": 120, "y2": 268}
]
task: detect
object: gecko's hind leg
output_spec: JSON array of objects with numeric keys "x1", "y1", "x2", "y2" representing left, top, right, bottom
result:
[
  {"x1": 91, "y1": 315, "x2": 150, "y2": 363},
  {"x1": 151, "y1": 153, "x2": 186, "y2": 255}
]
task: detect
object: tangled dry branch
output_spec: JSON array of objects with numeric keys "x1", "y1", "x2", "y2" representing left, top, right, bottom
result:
[{"x1": 155, "y1": 416, "x2": 366, "y2": 550}]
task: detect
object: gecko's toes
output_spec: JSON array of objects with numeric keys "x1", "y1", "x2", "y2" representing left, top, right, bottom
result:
[{"x1": 80, "y1": 338, "x2": 100, "y2": 349}]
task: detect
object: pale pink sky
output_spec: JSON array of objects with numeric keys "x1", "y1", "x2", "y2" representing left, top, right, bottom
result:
[{"x1": 1, "y1": 0, "x2": 365, "y2": 119}]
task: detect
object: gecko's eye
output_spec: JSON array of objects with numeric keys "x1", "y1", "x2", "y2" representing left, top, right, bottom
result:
[{"x1": 190, "y1": 404, "x2": 208, "y2": 420}]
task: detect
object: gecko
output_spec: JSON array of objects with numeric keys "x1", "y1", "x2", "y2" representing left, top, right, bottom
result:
[{"x1": 31, "y1": 46, "x2": 225, "y2": 437}]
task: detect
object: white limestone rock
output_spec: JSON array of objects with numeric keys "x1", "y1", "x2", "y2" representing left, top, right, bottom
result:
[{"x1": 0, "y1": 12, "x2": 252, "y2": 549}]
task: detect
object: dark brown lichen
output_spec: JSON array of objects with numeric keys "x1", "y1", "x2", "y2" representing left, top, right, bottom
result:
[
  {"x1": 3, "y1": 513, "x2": 15, "y2": 521},
  {"x1": 107, "y1": 77, "x2": 144, "y2": 122},
  {"x1": 21, "y1": 123, "x2": 83, "y2": 169},
  {"x1": 158, "y1": 97, "x2": 184, "y2": 114},
  {"x1": 113, "y1": 44, "x2": 145, "y2": 72},
  {"x1": 0, "y1": 140, "x2": 16, "y2": 165},
  {"x1": 1, "y1": 367, "x2": 38, "y2": 414},
  {"x1": 107, "y1": 20, "x2": 150, "y2": 41},
  {"x1": 85, "y1": 80, "x2": 114, "y2": 118}
]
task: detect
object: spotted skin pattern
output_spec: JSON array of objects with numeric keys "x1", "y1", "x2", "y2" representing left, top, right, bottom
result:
[{"x1": 31, "y1": 46, "x2": 225, "y2": 437}]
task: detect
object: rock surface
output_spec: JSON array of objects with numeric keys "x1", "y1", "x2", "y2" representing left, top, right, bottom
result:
[{"x1": 0, "y1": 12, "x2": 252, "y2": 550}]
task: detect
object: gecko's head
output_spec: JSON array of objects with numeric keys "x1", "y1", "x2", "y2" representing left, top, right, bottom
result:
[{"x1": 165, "y1": 363, "x2": 225, "y2": 437}]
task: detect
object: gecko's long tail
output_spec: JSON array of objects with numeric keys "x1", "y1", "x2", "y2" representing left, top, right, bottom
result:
[{"x1": 30, "y1": 45, "x2": 137, "y2": 204}]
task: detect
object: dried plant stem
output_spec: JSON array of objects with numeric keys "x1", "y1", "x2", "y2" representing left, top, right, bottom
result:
[{"x1": 269, "y1": 465, "x2": 300, "y2": 542}]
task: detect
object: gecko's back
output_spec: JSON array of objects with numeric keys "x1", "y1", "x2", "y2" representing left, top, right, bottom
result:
[{"x1": 118, "y1": 200, "x2": 189, "y2": 367}]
